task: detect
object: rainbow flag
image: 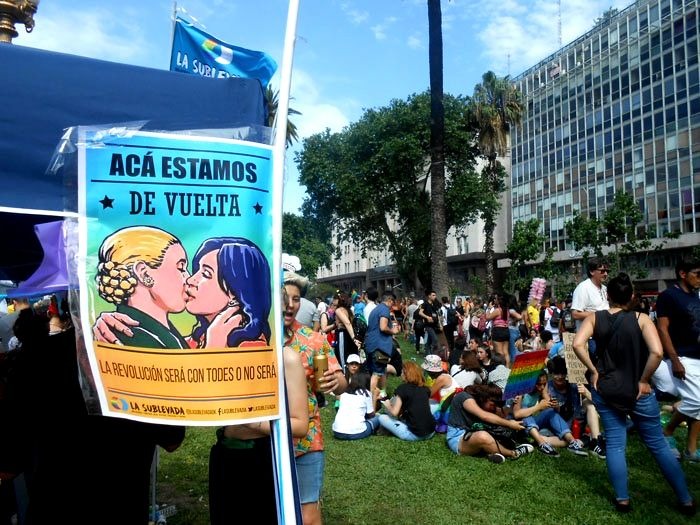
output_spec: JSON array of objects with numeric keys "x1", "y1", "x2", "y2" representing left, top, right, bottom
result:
[{"x1": 502, "y1": 350, "x2": 549, "y2": 400}]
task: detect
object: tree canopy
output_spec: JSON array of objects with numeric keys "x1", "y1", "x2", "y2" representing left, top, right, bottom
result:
[
  {"x1": 468, "y1": 71, "x2": 523, "y2": 295},
  {"x1": 265, "y1": 84, "x2": 301, "y2": 148},
  {"x1": 281, "y1": 212, "x2": 333, "y2": 280},
  {"x1": 565, "y1": 192, "x2": 679, "y2": 277},
  {"x1": 295, "y1": 91, "x2": 480, "y2": 289}
]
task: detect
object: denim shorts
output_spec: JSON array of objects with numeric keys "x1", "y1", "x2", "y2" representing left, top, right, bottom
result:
[
  {"x1": 365, "y1": 349, "x2": 388, "y2": 376},
  {"x1": 445, "y1": 425, "x2": 467, "y2": 455},
  {"x1": 295, "y1": 451, "x2": 325, "y2": 504}
]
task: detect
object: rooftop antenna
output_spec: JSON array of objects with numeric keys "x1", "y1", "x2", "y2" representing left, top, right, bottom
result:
[{"x1": 558, "y1": 0, "x2": 562, "y2": 47}]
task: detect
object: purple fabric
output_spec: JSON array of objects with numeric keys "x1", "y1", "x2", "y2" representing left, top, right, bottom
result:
[{"x1": 8, "y1": 221, "x2": 68, "y2": 297}]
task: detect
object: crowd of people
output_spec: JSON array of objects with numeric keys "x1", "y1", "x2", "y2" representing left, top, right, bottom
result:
[
  {"x1": 1, "y1": 255, "x2": 699, "y2": 523},
  {"x1": 317, "y1": 256, "x2": 700, "y2": 518}
]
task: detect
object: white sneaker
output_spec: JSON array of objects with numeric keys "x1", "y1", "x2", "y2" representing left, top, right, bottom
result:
[
  {"x1": 567, "y1": 439, "x2": 589, "y2": 456},
  {"x1": 512, "y1": 443, "x2": 535, "y2": 459}
]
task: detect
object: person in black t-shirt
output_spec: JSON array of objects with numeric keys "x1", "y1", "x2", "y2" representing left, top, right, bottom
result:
[
  {"x1": 377, "y1": 362, "x2": 435, "y2": 441},
  {"x1": 417, "y1": 290, "x2": 440, "y2": 354}
]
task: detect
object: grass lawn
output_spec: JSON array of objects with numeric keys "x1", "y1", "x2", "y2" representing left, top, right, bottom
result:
[{"x1": 158, "y1": 339, "x2": 700, "y2": 524}]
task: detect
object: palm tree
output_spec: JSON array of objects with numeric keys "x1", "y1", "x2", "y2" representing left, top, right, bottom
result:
[
  {"x1": 427, "y1": 0, "x2": 449, "y2": 299},
  {"x1": 265, "y1": 84, "x2": 301, "y2": 148},
  {"x1": 470, "y1": 71, "x2": 523, "y2": 296}
]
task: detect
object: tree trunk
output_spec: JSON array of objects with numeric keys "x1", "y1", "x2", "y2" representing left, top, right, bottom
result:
[
  {"x1": 427, "y1": 0, "x2": 449, "y2": 299},
  {"x1": 483, "y1": 159, "x2": 499, "y2": 297},
  {"x1": 484, "y1": 214, "x2": 495, "y2": 297}
]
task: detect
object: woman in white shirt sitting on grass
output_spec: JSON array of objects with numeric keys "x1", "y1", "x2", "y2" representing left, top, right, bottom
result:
[{"x1": 332, "y1": 370, "x2": 379, "y2": 440}]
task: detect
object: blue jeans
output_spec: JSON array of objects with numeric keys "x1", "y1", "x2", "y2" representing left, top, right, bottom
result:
[
  {"x1": 332, "y1": 418, "x2": 380, "y2": 440},
  {"x1": 522, "y1": 407, "x2": 571, "y2": 439},
  {"x1": 378, "y1": 414, "x2": 434, "y2": 442},
  {"x1": 592, "y1": 389, "x2": 692, "y2": 504},
  {"x1": 424, "y1": 327, "x2": 438, "y2": 352},
  {"x1": 508, "y1": 327, "x2": 520, "y2": 364},
  {"x1": 295, "y1": 451, "x2": 325, "y2": 504}
]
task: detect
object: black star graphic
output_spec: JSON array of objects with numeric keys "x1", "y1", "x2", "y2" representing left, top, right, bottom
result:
[
  {"x1": 99, "y1": 195, "x2": 114, "y2": 209},
  {"x1": 253, "y1": 202, "x2": 263, "y2": 214}
]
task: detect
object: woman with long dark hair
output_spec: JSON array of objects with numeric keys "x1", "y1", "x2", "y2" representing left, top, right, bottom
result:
[
  {"x1": 333, "y1": 292, "x2": 360, "y2": 368},
  {"x1": 445, "y1": 383, "x2": 534, "y2": 463},
  {"x1": 187, "y1": 237, "x2": 271, "y2": 348},
  {"x1": 573, "y1": 272, "x2": 695, "y2": 515},
  {"x1": 485, "y1": 294, "x2": 511, "y2": 367}
]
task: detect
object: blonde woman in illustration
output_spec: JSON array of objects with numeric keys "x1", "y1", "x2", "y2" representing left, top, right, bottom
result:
[{"x1": 95, "y1": 226, "x2": 190, "y2": 349}]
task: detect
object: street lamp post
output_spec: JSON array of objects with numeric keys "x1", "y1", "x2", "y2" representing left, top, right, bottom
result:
[{"x1": 0, "y1": 0, "x2": 39, "y2": 44}]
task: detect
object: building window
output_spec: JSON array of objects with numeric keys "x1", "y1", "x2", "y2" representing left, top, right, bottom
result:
[{"x1": 458, "y1": 236, "x2": 469, "y2": 254}]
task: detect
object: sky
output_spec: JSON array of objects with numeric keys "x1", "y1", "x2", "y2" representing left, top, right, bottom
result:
[{"x1": 15, "y1": 0, "x2": 633, "y2": 213}]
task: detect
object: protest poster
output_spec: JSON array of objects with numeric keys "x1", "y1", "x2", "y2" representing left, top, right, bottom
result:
[
  {"x1": 77, "y1": 128, "x2": 279, "y2": 425},
  {"x1": 563, "y1": 332, "x2": 588, "y2": 384},
  {"x1": 502, "y1": 350, "x2": 549, "y2": 400}
]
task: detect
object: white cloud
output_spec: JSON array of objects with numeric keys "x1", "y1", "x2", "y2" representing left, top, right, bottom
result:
[
  {"x1": 290, "y1": 69, "x2": 351, "y2": 138},
  {"x1": 283, "y1": 69, "x2": 354, "y2": 213},
  {"x1": 15, "y1": 7, "x2": 148, "y2": 65},
  {"x1": 348, "y1": 9, "x2": 369, "y2": 24},
  {"x1": 407, "y1": 34, "x2": 423, "y2": 50},
  {"x1": 339, "y1": 2, "x2": 369, "y2": 24},
  {"x1": 371, "y1": 24, "x2": 387, "y2": 41},
  {"x1": 458, "y1": 0, "x2": 633, "y2": 76}
]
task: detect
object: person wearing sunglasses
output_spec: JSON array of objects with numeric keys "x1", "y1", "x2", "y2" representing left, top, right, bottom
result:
[{"x1": 571, "y1": 257, "x2": 611, "y2": 359}]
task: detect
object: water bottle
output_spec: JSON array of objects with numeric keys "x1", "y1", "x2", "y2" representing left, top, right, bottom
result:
[{"x1": 572, "y1": 418, "x2": 582, "y2": 440}]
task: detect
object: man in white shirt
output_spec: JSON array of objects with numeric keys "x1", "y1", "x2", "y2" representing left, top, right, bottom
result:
[
  {"x1": 315, "y1": 296, "x2": 328, "y2": 315},
  {"x1": 571, "y1": 258, "x2": 610, "y2": 356},
  {"x1": 542, "y1": 297, "x2": 561, "y2": 343},
  {"x1": 363, "y1": 286, "x2": 379, "y2": 323}
]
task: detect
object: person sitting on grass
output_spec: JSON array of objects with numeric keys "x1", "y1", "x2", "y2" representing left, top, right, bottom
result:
[
  {"x1": 422, "y1": 354, "x2": 459, "y2": 417},
  {"x1": 448, "y1": 335, "x2": 467, "y2": 369},
  {"x1": 539, "y1": 329, "x2": 555, "y2": 354},
  {"x1": 332, "y1": 371, "x2": 380, "y2": 440},
  {"x1": 445, "y1": 384, "x2": 534, "y2": 464},
  {"x1": 547, "y1": 356, "x2": 606, "y2": 458},
  {"x1": 477, "y1": 344, "x2": 497, "y2": 374},
  {"x1": 511, "y1": 371, "x2": 588, "y2": 457},
  {"x1": 450, "y1": 350, "x2": 486, "y2": 388},
  {"x1": 378, "y1": 361, "x2": 435, "y2": 442},
  {"x1": 332, "y1": 353, "x2": 365, "y2": 411},
  {"x1": 522, "y1": 327, "x2": 541, "y2": 352}
]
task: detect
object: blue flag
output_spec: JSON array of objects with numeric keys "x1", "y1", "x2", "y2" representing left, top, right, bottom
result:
[{"x1": 170, "y1": 17, "x2": 277, "y2": 87}]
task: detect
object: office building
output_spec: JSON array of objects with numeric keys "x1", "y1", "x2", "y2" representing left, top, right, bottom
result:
[{"x1": 510, "y1": 0, "x2": 699, "y2": 291}]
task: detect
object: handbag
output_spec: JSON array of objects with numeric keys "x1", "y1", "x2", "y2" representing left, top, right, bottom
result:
[
  {"x1": 373, "y1": 349, "x2": 391, "y2": 365},
  {"x1": 471, "y1": 422, "x2": 517, "y2": 449}
]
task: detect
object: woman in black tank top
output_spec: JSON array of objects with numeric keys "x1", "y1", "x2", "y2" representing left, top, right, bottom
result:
[{"x1": 572, "y1": 273, "x2": 695, "y2": 516}]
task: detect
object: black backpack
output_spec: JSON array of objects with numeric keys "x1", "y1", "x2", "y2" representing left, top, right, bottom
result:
[
  {"x1": 352, "y1": 315, "x2": 367, "y2": 343},
  {"x1": 549, "y1": 307, "x2": 561, "y2": 328},
  {"x1": 446, "y1": 306, "x2": 458, "y2": 325},
  {"x1": 562, "y1": 308, "x2": 576, "y2": 331}
]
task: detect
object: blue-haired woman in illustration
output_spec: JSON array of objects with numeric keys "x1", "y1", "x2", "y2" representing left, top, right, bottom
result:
[{"x1": 185, "y1": 237, "x2": 271, "y2": 348}]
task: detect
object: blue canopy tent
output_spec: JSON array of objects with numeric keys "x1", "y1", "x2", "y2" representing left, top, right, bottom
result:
[
  {"x1": 0, "y1": 42, "x2": 274, "y2": 524},
  {"x1": 0, "y1": 43, "x2": 266, "y2": 285}
]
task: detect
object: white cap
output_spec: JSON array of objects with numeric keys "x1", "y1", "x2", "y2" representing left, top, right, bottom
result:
[{"x1": 281, "y1": 253, "x2": 302, "y2": 272}]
